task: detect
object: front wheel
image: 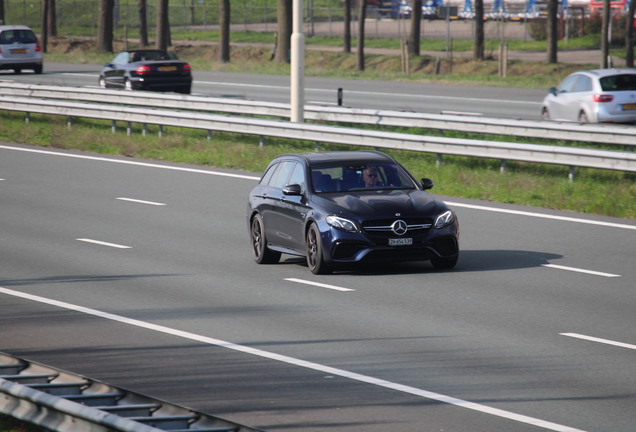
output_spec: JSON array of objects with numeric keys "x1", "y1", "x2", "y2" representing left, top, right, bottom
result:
[
  {"x1": 250, "y1": 214, "x2": 280, "y2": 264},
  {"x1": 306, "y1": 224, "x2": 332, "y2": 275},
  {"x1": 541, "y1": 107, "x2": 550, "y2": 121},
  {"x1": 578, "y1": 111, "x2": 589, "y2": 124},
  {"x1": 98, "y1": 77, "x2": 107, "y2": 88}
]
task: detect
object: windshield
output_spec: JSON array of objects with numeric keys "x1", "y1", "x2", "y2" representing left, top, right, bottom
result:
[{"x1": 311, "y1": 163, "x2": 416, "y2": 193}]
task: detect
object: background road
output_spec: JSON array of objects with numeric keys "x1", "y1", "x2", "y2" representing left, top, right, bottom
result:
[
  {"x1": 0, "y1": 62, "x2": 546, "y2": 120},
  {"x1": 1, "y1": 143, "x2": 635, "y2": 432}
]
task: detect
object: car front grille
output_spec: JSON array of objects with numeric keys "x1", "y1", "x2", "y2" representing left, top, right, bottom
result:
[{"x1": 362, "y1": 218, "x2": 432, "y2": 239}]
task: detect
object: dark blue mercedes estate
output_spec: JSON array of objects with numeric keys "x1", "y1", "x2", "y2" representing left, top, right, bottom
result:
[{"x1": 247, "y1": 151, "x2": 459, "y2": 274}]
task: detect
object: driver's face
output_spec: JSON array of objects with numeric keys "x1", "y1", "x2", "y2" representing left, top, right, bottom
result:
[{"x1": 363, "y1": 168, "x2": 378, "y2": 187}]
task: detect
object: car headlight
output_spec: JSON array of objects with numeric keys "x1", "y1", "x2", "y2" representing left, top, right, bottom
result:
[
  {"x1": 434, "y1": 210, "x2": 455, "y2": 229},
  {"x1": 326, "y1": 215, "x2": 359, "y2": 233}
]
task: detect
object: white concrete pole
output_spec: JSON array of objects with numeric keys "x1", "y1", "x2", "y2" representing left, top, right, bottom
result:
[{"x1": 290, "y1": 0, "x2": 305, "y2": 123}]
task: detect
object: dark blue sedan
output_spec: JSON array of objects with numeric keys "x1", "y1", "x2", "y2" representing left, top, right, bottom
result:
[{"x1": 247, "y1": 151, "x2": 460, "y2": 274}]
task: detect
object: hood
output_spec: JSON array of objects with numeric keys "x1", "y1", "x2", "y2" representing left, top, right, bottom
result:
[{"x1": 314, "y1": 189, "x2": 445, "y2": 220}]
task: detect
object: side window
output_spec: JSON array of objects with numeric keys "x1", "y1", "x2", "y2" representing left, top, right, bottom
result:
[
  {"x1": 558, "y1": 75, "x2": 578, "y2": 93},
  {"x1": 573, "y1": 76, "x2": 592, "y2": 93},
  {"x1": 270, "y1": 161, "x2": 296, "y2": 189},
  {"x1": 287, "y1": 162, "x2": 306, "y2": 193},
  {"x1": 259, "y1": 163, "x2": 278, "y2": 186}
]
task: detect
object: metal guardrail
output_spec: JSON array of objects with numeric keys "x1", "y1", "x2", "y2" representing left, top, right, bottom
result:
[
  {"x1": 0, "y1": 352, "x2": 264, "y2": 432},
  {"x1": 0, "y1": 92, "x2": 635, "y2": 180},
  {"x1": 0, "y1": 82, "x2": 634, "y2": 146}
]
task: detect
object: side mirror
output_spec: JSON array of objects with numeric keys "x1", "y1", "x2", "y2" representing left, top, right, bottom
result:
[
  {"x1": 104, "y1": 62, "x2": 113, "y2": 68},
  {"x1": 283, "y1": 184, "x2": 302, "y2": 196},
  {"x1": 549, "y1": 87, "x2": 557, "y2": 96},
  {"x1": 421, "y1": 178, "x2": 434, "y2": 190}
]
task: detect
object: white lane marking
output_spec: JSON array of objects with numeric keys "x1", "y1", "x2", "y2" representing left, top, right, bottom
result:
[
  {"x1": 2, "y1": 145, "x2": 633, "y2": 231},
  {"x1": 561, "y1": 333, "x2": 636, "y2": 351},
  {"x1": 76, "y1": 238, "x2": 131, "y2": 249},
  {"x1": 117, "y1": 197, "x2": 166, "y2": 206},
  {"x1": 0, "y1": 145, "x2": 259, "y2": 181},
  {"x1": 284, "y1": 278, "x2": 355, "y2": 292},
  {"x1": 447, "y1": 201, "x2": 636, "y2": 231},
  {"x1": 541, "y1": 264, "x2": 621, "y2": 278},
  {"x1": 0, "y1": 286, "x2": 587, "y2": 432}
]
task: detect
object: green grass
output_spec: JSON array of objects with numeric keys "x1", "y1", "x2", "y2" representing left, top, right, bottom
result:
[{"x1": 1, "y1": 112, "x2": 634, "y2": 219}]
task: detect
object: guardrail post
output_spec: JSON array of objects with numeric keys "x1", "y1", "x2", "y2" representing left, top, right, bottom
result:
[
  {"x1": 337, "y1": 88, "x2": 343, "y2": 106},
  {"x1": 436, "y1": 154, "x2": 443, "y2": 167},
  {"x1": 67, "y1": 117, "x2": 72, "y2": 129},
  {"x1": 568, "y1": 166, "x2": 575, "y2": 182},
  {"x1": 315, "y1": 141, "x2": 321, "y2": 151},
  {"x1": 500, "y1": 160, "x2": 507, "y2": 174},
  {"x1": 111, "y1": 121, "x2": 117, "y2": 134},
  {"x1": 259, "y1": 136, "x2": 265, "y2": 148},
  {"x1": 25, "y1": 112, "x2": 30, "y2": 124},
  {"x1": 158, "y1": 125, "x2": 164, "y2": 138},
  {"x1": 127, "y1": 122, "x2": 132, "y2": 137},
  {"x1": 207, "y1": 130, "x2": 212, "y2": 140},
  {"x1": 142, "y1": 124, "x2": 147, "y2": 136}
]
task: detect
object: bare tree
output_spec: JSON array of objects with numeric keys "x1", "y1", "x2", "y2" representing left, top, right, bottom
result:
[
  {"x1": 138, "y1": 0, "x2": 149, "y2": 47},
  {"x1": 474, "y1": 0, "x2": 484, "y2": 60},
  {"x1": 156, "y1": 0, "x2": 171, "y2": 50},
  {"x1": 409, "y1": 0, "x2": 422, "y2": 56},
  {"x1": 627, "y1": 0, "x2": 635, "y2": 67},
  {"x1": 546, "y1": 0, "x2": 558, "y2": 63},
  {"x1": 344, "y1": 0, "x2": 352, "y2": 53},
  {"x1": 600, "y1": 0, "x2": 610, "y2": 67},
  {"x1": 96, "y1": 0, "x2": 114, "y2": 52},
  {"x1": 275, "y1": 0, "x2": 292, "y2": 63},
  {"x1": 41, "y1": 0, "x2": 49, "y2": 52},
  {"x1": 0, "y1": 0, "x2": 5, "y2": 25},
  {"x1": 219, "y1": 0, "x2": 230, "y2": 62},
  {"x1": 357, "y1": 0, "x2": 366, "y2": 71}
]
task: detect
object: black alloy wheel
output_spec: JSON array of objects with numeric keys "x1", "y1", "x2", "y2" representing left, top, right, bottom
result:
[
  {"x1": 306, "y1": 223, "x2": 332, "y2": 275},
  {"x1": 250, "y1": 214, "x2": 280, "y2": 264}
]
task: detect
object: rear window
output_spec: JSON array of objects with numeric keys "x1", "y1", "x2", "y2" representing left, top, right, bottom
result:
[
  {"x1": 0, "y1": 29, "x2": 37, "y2": 44},
  {"x1": 600, "y1": 74, "x2": 636, "y2": 91}
]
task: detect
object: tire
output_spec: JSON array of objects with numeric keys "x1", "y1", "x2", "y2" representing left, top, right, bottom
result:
[
  {"x1": 124, "y1": 79, "x2": 133, "y2": 91},
  {"x1": 578, "y1": 111, "x2": 589, "y2": 124},
  {"x1": 541, "y1": 107, "x2": 550, "y2": 121},
  {"x1": 99, "y1": 77, "x2": 107, "y2": 88},
  {"x1": 14, "y1": 68, "x2": 21, "y2": 74},
  {"x1": 250, "y1": 214, "x2": 280, "y2": 264},
  {"x1": 431, "y1": 255, "x2": 458, "y2": 270},
  {"x1": 306, "y1": 223, "x2": 332, "y2": 275},
  {"x1": 33, "y1": 65, "x2": 43, "y2": 74}
]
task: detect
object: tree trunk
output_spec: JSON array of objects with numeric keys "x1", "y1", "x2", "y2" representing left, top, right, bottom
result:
[
  {"x1": 344, "y1": 0, "x2": 351, "y2": 53},
  {"x1": 41, "y1": 0, "x2": 49, "y2": 52},
  {"x1": 138, "y1": 0, "x2": 148, "y2": 47},
  {"x1": 156, "y1": 0, "x2": 171, "y2": 50},
  {"x1": 627, "y1": 0, "x2": 635, "y2": 67},
  {"x1": 600, "y1": 0, "x2": 611, "y2": 67},
  {"x1": 219, "y1": 0, "x2": 230, "y2": 63},
  {"x1": 96, "y1": 0, "x2": 114, "y2": 52},
  {"x1": 0, "y1": 0, "x2": 5, "y2": 25},
  {"x1": 409, "y1": 0, "x2": 422, "y2": 56},
  {"x1": 275, "y1": 0, "x2": 292, "y2": 63},
  {"x1": 474, "y1": 0, "x2": 484, "y2": 60},
  {"x1": 357, "y1": 0, "x2": 366, "y2": 71},
  {"x1": 546, "y1": 0, "x2": 558, "y2": 63},
  {"x1": 48, "y1": 0, "x2": 57, "y2": 36}
]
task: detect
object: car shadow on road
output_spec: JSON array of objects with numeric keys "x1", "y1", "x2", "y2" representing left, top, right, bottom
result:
[{"x1": 279, "y1": 249, "x2": 564, "y2": 276}]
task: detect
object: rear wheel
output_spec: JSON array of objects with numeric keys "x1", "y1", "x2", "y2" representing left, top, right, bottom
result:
[
  {"x1": 250, "y1": 214, "x2": 280, "y2": 264},
  {"x1": 306, "y1": 223, "x2": 332, "y2": 275},
  {"x1": 541, "y1": 107, "x2": 550, "y2": 121},
  {"x1": 578, "y1": 111, "x2": 589, "y2": 123},
  {"x1": 33, "y1": 65, "x2": 43, "y2": 74},
  {"x1": 124, "y1": 79, "x2": 133, "y2": 91},
  {"x1": 99, "y1": 77, "x2": 107, "y2": 88}
]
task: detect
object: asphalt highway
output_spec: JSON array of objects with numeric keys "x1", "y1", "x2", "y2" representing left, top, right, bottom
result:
[
  {"x1": 0, "y1": 62, "x2": 546, "y2": 120},
  {"x1": 1, "y1": 143, "x2": 635, "y2": 432}
]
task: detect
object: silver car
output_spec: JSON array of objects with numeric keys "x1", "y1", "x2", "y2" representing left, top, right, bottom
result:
[
  {"x1": 541, "y1": 69, "x2": 636, "y2": 124},
  {"x1": 0, "y1": 25, "x2": 43, "y2": 74}
]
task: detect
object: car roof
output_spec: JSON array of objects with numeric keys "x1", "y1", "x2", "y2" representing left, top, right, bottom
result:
[
  {"x1": 277, "y1": 151, "x2": 395, "y2": 166},
  {"x1": 575, "y1": 68, "x2": 636, "y2": 78},
  {"x1": 0, "y1": 25, "x2": 34, "y2": 32}
]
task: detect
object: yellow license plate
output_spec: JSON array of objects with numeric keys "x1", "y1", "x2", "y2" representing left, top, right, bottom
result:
[
  {"x1": 159, "y1": 66, "x2": 177, "y2": 71},
  {"x1": 623, "y1": 103, "x2": 636, "y2": 110},
  {"x1": 11, "y1": 48, "x2": 26, "y2": 54}
]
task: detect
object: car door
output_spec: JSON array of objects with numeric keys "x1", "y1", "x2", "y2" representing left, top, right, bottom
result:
[{"x1": 551, "y1": 74, "x2": 580, "y2": 121}]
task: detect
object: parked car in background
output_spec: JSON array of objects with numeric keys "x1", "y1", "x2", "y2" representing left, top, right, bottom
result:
[
  {"x1": 99, "y1": 49, "x2": 192, "y2": 94},
  {"x1": 247, "y1": 151, "x2": 460, "y2": 275},
  {"x1": 541, "y1": 69, "x2": 636, "y2": 124},
  {"x1": 0, "y1": 25, "x2": 43, "y2": 74}
]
